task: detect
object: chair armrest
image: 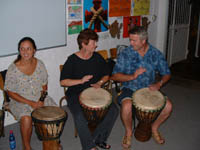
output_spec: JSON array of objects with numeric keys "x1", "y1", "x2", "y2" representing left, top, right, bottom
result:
[
  {"x1": 2, "y1": 100, "x2": 17, "y2": 121},
  {"x1": 102, "y1": 80, "x2": 113, "y2": 94},
  {"x1": 59, "y1": 95, "x2": 68, "y2": 108}
]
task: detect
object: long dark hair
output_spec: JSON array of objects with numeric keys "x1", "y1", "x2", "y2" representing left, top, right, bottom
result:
[{"x1": 14, "y1": 37, "x2": 37, "y2": 63}]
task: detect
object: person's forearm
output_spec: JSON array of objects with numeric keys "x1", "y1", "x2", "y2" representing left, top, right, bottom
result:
[
  {"x1": 7, "y1": 90, "x2": 33, "y2": 105},
  {"x1": 111, "y1": 73, "x2": 136, "y2": 82},
  {"x1": 60, "y1": 79, "x2": 83, "y2": 87},
  {"x1": 157, "y1": 74, "x2": 171, "y2": 87},
  {"x1": 97, "y1": 75, "x2": 109, "y2": 86}
]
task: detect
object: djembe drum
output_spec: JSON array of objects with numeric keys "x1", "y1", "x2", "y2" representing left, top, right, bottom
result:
[
  {"x1": 79, "y1": 87, "x2": 112, "y2": 133},
  {"x1": 31, "y1": 106, "x2": 67, "y2": 150},
  {"x1": 132, "y1": 88, "x2": 166, "y2": 142},
  {"x1": 0, "y1": 109, "x2": 5, "y2": 137}
]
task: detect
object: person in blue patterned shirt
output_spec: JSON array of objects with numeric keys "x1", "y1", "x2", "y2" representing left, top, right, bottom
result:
[{"x1": 111, "y1": 26, "x2": 173, "y2": 148}]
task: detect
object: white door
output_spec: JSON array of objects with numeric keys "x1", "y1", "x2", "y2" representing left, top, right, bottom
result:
[{"x1": 167, "y1": 0, "x2": 191, "y2": 66}]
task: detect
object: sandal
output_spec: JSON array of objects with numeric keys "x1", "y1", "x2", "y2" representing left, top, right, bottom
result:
[
  {"x1": 122, "y1": 135, "x2": 132, "y2": 148},
  {"x1": 59, "y1": 145, "x2": 63, "y2": 150},
  {"x1": 90, "y1": 147, "x2": 99, "y2": 150},
  {"x1": 96, "y1": 142, "x2": 111, "y2": 149},
  {"x1": 152, "y1": 131, "x2": 165, "y2": 144}
]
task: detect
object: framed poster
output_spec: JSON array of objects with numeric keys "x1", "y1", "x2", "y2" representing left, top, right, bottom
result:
[{"x1": 123, "y1": 16, "x2": 141, "y2": 38}]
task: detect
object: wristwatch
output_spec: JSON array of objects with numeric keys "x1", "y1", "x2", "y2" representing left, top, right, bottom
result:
[
  {"x1": 99, "y1": 80, "x2": 103, "y2": 84},
  {"x1": 159, "y1": 80, "x2": 163, "y2": 87}
]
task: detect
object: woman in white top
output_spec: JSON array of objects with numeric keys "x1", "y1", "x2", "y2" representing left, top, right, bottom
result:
[{"x1": 5, "y1": 37, "x2": 56, "y2": 150}]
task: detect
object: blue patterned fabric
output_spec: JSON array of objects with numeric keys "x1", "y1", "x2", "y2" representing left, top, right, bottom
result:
[{"x1": 112, "y1": 44, "x2": 171, "y2": 91}]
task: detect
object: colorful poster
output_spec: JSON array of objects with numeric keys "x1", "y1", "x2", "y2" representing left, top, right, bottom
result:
[
  {"x1": 133, "y1": 0, "x2": 150, "y2": 16},
  {"x1": 67, "y1": 0, "x2": 81, "y2": 4},
  {"x1": 84, "y1": 0, "x2": 109, "y2": 32},
  {"x1": 68, "y1": 6, "x2": 82, "y2": 20},
  {"x1": 123, "y1": 16, "x2": 141, "y2": 38},
  {"x1": 109, "y1": 0, "x2": 131, "y2": 17},
  {"x1": 68, "y1": 21, "x2": 82, "y2": 35}
]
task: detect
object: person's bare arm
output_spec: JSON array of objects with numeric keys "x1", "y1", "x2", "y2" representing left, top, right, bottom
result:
[
  {"x1": 6, "y1": 90, "x2": 42, "y2": 109},
  {"x1": 149, "y1": 74, "x2": 171, "y2": 90},
  {"x1": 111, "y1": 67, "x2": 146, "y2": 82},
  {"x1": 91, "y1": 75, "x2": 109, "y2": 88},
  {"x1": 60, "y1": 75, "x2": 93, "y2": 87}
]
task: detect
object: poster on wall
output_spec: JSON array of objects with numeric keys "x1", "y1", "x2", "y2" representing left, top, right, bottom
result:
[
  {"x1": 67, "y1": 0, "x2": 81, "y2": 4},
  {"x1": 133, "y1": 0, "x2": 150, "y2": 16},
  {"x1": 123, "y1": 16, "x2": 141, "y2": 38},
  {"x1": 68, "y1": 21, "x2": 82, "y2": 35},
  {"x1": 68, "y1": 6, "x2": 82, "y2": 20},
  {"x1": 67, "y1": 2, "x2": 82, "y2": 35},
  {"x1": 109, "y1": 0, "x2": 131, "y2": 17},
  {"x1": 84, "y1": 0, "x2": 109, "y2": 32}
]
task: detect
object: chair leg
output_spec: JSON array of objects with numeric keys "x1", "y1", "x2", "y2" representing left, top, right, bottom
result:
[
  {"x1": 132, "y1": 107, "x2": 136, "y2": 132},
  {"x1": 75, "y1": 127, "x2": 78, "y2": 138},
  {"x1": 114, "y1": 81, "x2": 121, "y2": 93}
]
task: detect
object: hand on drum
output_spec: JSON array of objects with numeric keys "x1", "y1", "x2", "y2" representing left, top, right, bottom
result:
[
  {"x1": 148, "y1": 82, "x2": 161, "y2": 91},
  {"x1": 90, "y1": 83, "x2": 101, "y2": 88},
  {"x1": 30, "y1": 100, "x2": 44, "y2": 109},
  {"x1": 81, "y1": 75, "x2": 93, "y2": 84}
]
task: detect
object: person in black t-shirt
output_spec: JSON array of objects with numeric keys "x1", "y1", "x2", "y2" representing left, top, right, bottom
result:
[{"x1": 60, "y1": 29, "x2": 118, "y2": 150}]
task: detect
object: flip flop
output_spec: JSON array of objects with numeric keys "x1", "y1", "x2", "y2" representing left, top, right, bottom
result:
[
  {"x1": 90, "y1": 147, "x2": 99, "y2": 150},
  {"x1": 122, "y1": 135, "x2": 132, "y2": 148},
  {"x1": 96, "y1": 142, "x2": 111, "y2": 149},
  {"x1": 152, "y1": 131, "x2": 165, "y2": 144}
]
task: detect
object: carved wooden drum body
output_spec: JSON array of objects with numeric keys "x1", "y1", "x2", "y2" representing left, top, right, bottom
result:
[
  {"x1": 31, "y1": 106, "x2": 67, "y2": 150},
  {"x1": 79, "y1": 87, "x2": 112, "y2": 132},
  {"x1": 132, "y1": 88, "x2": 166, "y2": 142}
]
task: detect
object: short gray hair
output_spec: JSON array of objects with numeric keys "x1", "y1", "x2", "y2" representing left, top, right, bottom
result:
[{"x1": 128, "y1": 26, "x2": 148, "y2": 41}]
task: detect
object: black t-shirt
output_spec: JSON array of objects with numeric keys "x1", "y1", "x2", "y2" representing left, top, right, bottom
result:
[{"x1": 60, "y1": 52, "x2": 110, "y2": 95}]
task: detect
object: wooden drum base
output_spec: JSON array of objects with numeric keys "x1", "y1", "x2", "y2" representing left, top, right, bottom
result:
[
  {"x1": 43, "y1": 140, "x2": 60, "y2": 150},
  {"x1": 88, "y1": 122, "x2": 97, "y2": 134},
  {"x1": 134, "y1": 122, "x2": 152, "y2": 142}
]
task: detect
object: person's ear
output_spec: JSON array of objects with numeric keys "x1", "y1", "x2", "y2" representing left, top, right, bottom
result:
[
  {"x1": 142, "y1": 39, "x2": 146, "y2": 44},
  {"x1": 82, "y1": 42, "x2": 86, "y2": 48}
]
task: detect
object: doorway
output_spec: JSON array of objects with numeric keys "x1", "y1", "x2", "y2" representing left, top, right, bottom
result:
[
  {"x1": 187, "y1": 0, "x2": 200, "y2": 60},
  {"x1": 168, "y1": 0, "x2": 200, "y2": 81},
  {"x1": 167, "y1": 0, "x2": 191, "y2": 66}
]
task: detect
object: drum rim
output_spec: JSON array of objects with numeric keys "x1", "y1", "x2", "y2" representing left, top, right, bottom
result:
[
  {"x1": 31, "y1": 106, "x2": 67, "y2": 121},
  {"x1": 79, "y1": 87, "x2": 112, "y2": 109},
  {"x1": 31, "y1": 114, "x2": 67, "y2": 124},
  {"x1": 132, "y1": 88, "x2": 166, "y2": 112}
]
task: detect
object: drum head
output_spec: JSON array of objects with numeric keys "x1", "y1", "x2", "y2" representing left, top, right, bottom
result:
[
  {"x1": 132, "y1": 88, "x2": 165, "y2": 112},
  {"x1": 79, "y1": 87, "x2": 112, "y2": 109},
  {"x1": 31, "y1": 106, "x2": 66, "y2": 121}
]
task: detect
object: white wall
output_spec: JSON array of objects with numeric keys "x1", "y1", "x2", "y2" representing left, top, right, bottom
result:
[
  {"x1": 0, "y1": 0, "x2": 169, "y2": 126},
  {"x1": 148, "y1": 0, "x2": 169, "y2": 56},
  {"x1": 0, "y1": 17, "x2": 129, "y2": 126}
]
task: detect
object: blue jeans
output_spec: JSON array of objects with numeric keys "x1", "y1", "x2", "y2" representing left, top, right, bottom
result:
[{"x1": 67, "y1": 94, "x2": 119, "y2": 150}]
